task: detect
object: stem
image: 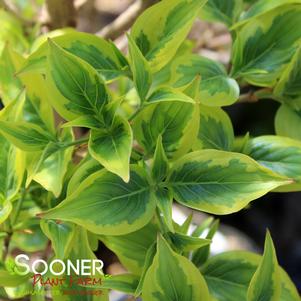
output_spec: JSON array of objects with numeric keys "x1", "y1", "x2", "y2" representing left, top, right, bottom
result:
[
  {"x1": 3, "y1": 174, "x2": 27, "y2": 260},
  {"x1": 11, "y1": 174, "x2": 27, "y2": 226},
  {"x1": 63, "y1": 137, "x2": 89, "y2": 148},
  {"x1": 155, "y1": 208, "x2": 169, "y2": 234},
  {"x1": 128, "y1": 105, "x2": 145, "y2": 122},
  {"x1": 238, "y1": 88, "x2": 274, "y2": 103},
  {"x1": 2, "y1": 232, "x2": 12, "y2": 261}
]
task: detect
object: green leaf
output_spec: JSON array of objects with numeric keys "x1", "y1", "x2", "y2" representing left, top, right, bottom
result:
[
  {"x1": 191, "y1": 216, "x2": 214, "y2": 237},
  {"x1": 147, "y1": 87, "x2": 195, "y2": 104},
  {"x1": 192, "y1": 219, "x2": 219, "y2": 267},
  {"x1": 169, "y1": 54, "x2": 239, "y2": 106},
  {"x1": 274, "y1": 46, "x2": 301, "y2": 101},
  {"x1": 193, "y1": 105, "x2": 234, "y2": 151},
  {"x1": 166, "y1": 231, "x2": 211, "y2": 253},
  {"x1": 233, "y1": 132, "x2": 251, "y2": 153},
  {"x1": 0, "y1": 121, "x2": 54, "y2": 151},
  {"x1": 201, "y1": 250, "x2": 300, "y2": 301},
  {"x1": 233, "y1": 0, "x2": 301, "y2": 29},
  {"x1": 50, "y1": 226, "x2": 107, "y2": 301},
  {"x1": 133, "y1": 101, "x2": 199, "y2": 158},
  {"x1": 22, "y1": 93, "x2": 55, "y2": 134},
  {"x1": 62, "y1": 115, "x2": 101, "y2": 130},
  {"x1": 247, "y1": 232, "x2": 281, "y2": 301},
  {"x1": 131, "y1": 0, "x2": 207, "y2": 72},
  {"x1": 40, "y1": 220, "x2": 75, "y2": 259},
  {"x1": 175, "y1": 213, "x2": 193, "y2": 235},
  {"x1": 11, "y1": 224, "x2": 48, "y2": 253},
  {"x1": 135, "y1": 243, "x2": 157, "y2": 296},
  {"x1": 17, "y1": 72, "x2": 56, "y2": 135},
  {"x1": 0, "y1": 136, "x2": 25, "y2": 202},
  {"x1": 128, "y1": 34, "x2": 152, "y2": 102},
  {"x1": 30, "y1": 28, "x2": 76, "y2": 52},
  {"x1": 89, "y1": 115, "x2": 133, "y2": 182},
  {"x1": 46, "y1": 39, "x2": 110, "y2": 121},
  {"x1": 0, "y1": 45, "x2": 24, "y2": 106},
  {"x1": 142, "y1": 236, "x2": 211, "y2": 301},
  {"x1": 151, "y1": 136, "x2": 169, "y2": 182},
  {"x1": 0, "y1": 9, "x2": 28, "y2": 54},
  {"x1": 0, "y1": 269, "x2": 30, "y2": 287},
  {"x1": 155, "y1": 187, "x2": 174, "y2": 233},
  {"x1": 67, "y1": 157, "x2": 102, "y2": 196},
  {"x1": 19, "y1": 31, "x2": 128, "y2": 81},
  {"x1": 152, "y1": 140, "x2": 173, "y2": 230},
  {"x1": 167, "y1": 150, "x2": 290, "y2": 214},
  {"x1": 26, "y1": 128, "x2": 74, "y2": 196},
  {"x1": 231, "y1": 5, "x2": 301, "y2": 87},
  {"x1": 200, "y1": 0, "x2": 243, "y2": 27},
  {"x1": 246, "y1": 135, "x2": 301, "y2": 191},
  {"x1": 42, "y1": 166, "x2": 156, "y2": 235},
  {"x1": 100, "y1": 222, "x2": 157, "y2": 275},
  {"x1": 0, "y1": 200, "x2": 12, "y2": 225},
  {"x1": 275, "y1": 104, "x2": 301, "y2": 141},
  {"x1": 280, "y1": 270, "x2": 301, "y2": 301},
  {"x1": 87, "y1": 232, "x2": 99, "y2": 252},
  {"x1": 203, "y1": 251, "x2": 258, "y2": 301},
  {"x1": 98, "y1": 274, "x2": 139, "y2": 294}
]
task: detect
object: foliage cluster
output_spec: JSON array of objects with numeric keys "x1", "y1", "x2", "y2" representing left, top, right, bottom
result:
[{"x1": 0, "y1": 0, "x2": 301, "y2": 300}]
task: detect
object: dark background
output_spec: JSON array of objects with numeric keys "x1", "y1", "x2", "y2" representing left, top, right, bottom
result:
[{"x1": 224, "y1": 100, "x2": 301, "y2": 291}]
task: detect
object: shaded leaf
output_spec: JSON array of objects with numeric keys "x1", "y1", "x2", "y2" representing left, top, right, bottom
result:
[
  {"x1": 40, "y1": 220, "x2": 75, "y2": 259},
  {"x1": 155, "y1": 187, "x2": 174, "y2": 233},
  {"x1": 0, "y1": 135, "x2": 25, "y2": 202},
  {"x1": 202, "y1": 250, "x2": 299, "y2": 301},
  {"x1": 151, "y1": 136, "x2": 169, "y2": 182},
  {"x1": 275, "y1": 104, "x2": 301, "y2": 141},
  {"x1": 233, "y1": 0, "x2": 301, "y2": 29},
  {"x1": 201, "y1": 0, "x2": 243, "y2": 27},
  {"x1": 100, "y1": 222, "x2": 157, "y2": 275},
  {"x1": 142, "y1": 236, "x2": 211, "y2": 301},
  {"x1": 0, "y1": 121, "x2": 54, "y2": 151},
  {"x1": 193, "y1": 105, "x2": 234, "y2": 151}
]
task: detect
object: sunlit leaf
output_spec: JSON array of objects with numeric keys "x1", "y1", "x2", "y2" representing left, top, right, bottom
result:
[
  {"x1": 167, "y1": 150, "x2": 290, "y2": 214},
  {"x1": 42, "y1": 166, "x2": 156, "y2": 235}
]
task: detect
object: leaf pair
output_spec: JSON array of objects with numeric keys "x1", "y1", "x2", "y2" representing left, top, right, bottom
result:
[
  {"x1": 41, "y1": 148, "x2": 290, "y2": 237},
  {"x1": 202, "y1": 232, "x2": 299, "y2": 301},
  {"x1": 0, "y1": 92, "x2": 73, "y2": 197},
  {"x1": 142, "y1": 236, "x2": 211, "y2": 301},
  {"x1": 45, "y1": 39, "x2": 132, "y2": 182}
]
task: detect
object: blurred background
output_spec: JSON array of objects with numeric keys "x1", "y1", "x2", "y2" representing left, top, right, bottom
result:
[{"x1": 0, "y1": 0, "x2": 300, "y2": 296}]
